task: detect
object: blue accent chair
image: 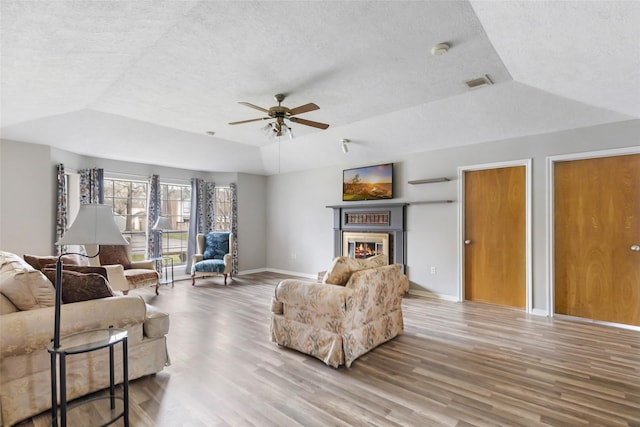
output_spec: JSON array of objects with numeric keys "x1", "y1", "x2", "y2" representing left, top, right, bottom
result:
[{"x1": 191, "y1": 232, "x2": 233, "y2": 285}]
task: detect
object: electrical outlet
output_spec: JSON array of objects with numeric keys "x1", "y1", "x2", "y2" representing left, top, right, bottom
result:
[{"x1": 430, "y1": 266, "x2": 437, "y2": 275}]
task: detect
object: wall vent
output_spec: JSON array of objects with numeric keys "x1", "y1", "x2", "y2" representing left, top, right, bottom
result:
[{"x1": 465, "y1": 75, "x2": 493, "y2": 89}]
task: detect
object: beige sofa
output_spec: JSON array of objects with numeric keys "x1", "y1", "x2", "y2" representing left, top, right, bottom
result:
[
  {"x1": 0, "y1": 251, "x2": 170, "y2": 426},
  {"x1": 270, "y1": 255, "x2": 409, "y2": 368}
]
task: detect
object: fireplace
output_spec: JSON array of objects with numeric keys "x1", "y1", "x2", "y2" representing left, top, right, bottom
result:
[
  {"x1": 343, "y1": 232, "x2": 389, "y2": 260},
  {"x1": 327, "y1": 203, "x2": 407, "y2": 269}
]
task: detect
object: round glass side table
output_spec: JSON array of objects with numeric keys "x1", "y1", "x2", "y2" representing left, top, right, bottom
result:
[{"x1": 48, "y1": 327, "x2": 129, "y2": 427}]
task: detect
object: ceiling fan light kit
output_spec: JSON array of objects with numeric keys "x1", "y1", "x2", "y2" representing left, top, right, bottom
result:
[{"x1": 229, "y1": 94, "x2": 330, "y2": 138}]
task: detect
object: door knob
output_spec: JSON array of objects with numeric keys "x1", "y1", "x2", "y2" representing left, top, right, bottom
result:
[
  {"x1": 464, "y1": 240, "x2": 472, "y2": 245},
  {"x1": 631, "y1": 245, "x2": 640, "y2": 252}
]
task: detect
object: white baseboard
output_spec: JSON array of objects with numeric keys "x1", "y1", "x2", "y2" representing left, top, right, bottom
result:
[
  {"x1": 265, "y1": 268, "x2": 317, "y2": 280},
  {"x1": 237, "y1": 268, "x2": 268, "y2": 275},
  {"x1": 237, "y1": 268, "x2": 317, "y2": 280},
  {"x1": 531, "y1": 308, "x2": 549, "y2": 317},
  {"x1": 407, "y1": 289, "x2": 459, "y2": 301}
]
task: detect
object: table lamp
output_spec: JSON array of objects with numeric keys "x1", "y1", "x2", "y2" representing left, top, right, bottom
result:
[
  {"x1": 53, "y1": 204, "x2": 127, "y2": 348},
  {"x1": 152, "y1": 216, "x2": 172, "y2": 258}
]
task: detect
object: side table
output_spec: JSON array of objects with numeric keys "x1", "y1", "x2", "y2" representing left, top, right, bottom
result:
[
  {"x1": 152, "y1": 256, "x2": 174, "y2": 288},
  {"x1": 48, "y1": 327, "x2": 129, "y2": 427}
]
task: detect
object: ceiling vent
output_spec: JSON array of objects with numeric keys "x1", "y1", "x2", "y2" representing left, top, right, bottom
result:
[{"x1": 465, "y1": 75, "x2": 493, "y2": 89}]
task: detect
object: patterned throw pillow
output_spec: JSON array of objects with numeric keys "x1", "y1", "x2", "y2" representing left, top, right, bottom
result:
[
  {"x1": 203, "y1": 233, "x2": 229, "y2": 260},
  {"x1": 43, "y1": 269, "x2": 114, "y2": 303},
  {"x1": 322, "y1": 254, "x2": 389, "y2": 286},
  {"x1": 23, "y1": 254, "x2": 82, "y2": 271}
]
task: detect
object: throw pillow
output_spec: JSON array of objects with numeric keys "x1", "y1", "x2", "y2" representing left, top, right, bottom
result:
[
  {"x1": 322, "y1": 257, "x2": 352, "y2": 286},
  {"x1": 58, "y1": 265, "x2": 109, "y2": 281},
  {"x1": 99, "y1": 245, "x2": 131, "y2": 269},
  {"x1": 0, "y1": 254, "x2": 56, "y2": 310},
  {"x1": 23, "y1": 254, "x2": 82, "y2": 271},
  {"x1": 322, "y1": 254, "x2": 389, "y2": 286},
  {"x1": 43, "y1": 268, "x2": 114, "y2": 304},
  {"x1": 203, "y1": 233, "x2": 229, "y2": 260}
]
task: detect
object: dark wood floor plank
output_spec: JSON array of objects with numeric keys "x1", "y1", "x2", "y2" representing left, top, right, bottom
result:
[{"x1": 17, "y1": 272, "x2": 640, "y2": 427}]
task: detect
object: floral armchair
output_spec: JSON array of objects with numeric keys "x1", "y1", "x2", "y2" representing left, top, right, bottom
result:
[
  {"x1": 270, "y1": 255, "x2": 409, "y2": 368},
  {"x1": 191, "y1": 232, "x2": 234, "y2": 285}
]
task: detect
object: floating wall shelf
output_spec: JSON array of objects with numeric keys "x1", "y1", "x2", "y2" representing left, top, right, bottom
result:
[
  {"x1": 411, "y1": 200, "x2": 454, "y2": 205},
  {"x1": 408, "y1": 177, "x2": 450, "y2": 185}
]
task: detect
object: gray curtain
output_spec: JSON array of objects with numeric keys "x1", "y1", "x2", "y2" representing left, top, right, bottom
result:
[{"x1": 185, "y1": 179, "x2": 216, "y2": 274}]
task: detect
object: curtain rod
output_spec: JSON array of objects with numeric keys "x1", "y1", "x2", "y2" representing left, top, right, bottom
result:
[{"x1": 105, "y1": 171, "x2": 191, "y2": 184}]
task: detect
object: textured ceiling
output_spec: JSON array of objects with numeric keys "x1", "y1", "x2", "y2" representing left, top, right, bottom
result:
[{"x1": 1, "y1": 1, "x2": 638, "y2": 175}]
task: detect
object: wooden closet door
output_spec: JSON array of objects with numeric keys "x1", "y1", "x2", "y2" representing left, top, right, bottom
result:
[
  {"x1": 554, "y1": 154, "x2": 640, "y2": 326},
  {"x1": 464, "y1": 166, "x2": 526, "y2": 308}
]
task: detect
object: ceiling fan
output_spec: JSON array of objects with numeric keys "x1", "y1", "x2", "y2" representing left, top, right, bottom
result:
[{"x1": 229, "y1": 94, "x2": 330, "y2": 138}]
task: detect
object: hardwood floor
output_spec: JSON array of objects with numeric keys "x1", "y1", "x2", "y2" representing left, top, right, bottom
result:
[{"x1": 19, "y1": 272, "x2": 640, "y2": 426}]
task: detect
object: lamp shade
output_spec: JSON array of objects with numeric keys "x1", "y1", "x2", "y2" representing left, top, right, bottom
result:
[
  {"x1": 152, "y1": 216, "x2": 172, "y2": 231},
  {"x1": 56, "y1": 204, "x2": 128, "y2": 246}
]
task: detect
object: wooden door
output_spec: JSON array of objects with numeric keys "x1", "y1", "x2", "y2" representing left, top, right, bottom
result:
[
  {"x1": 464, "y1": 166, "x2": 526, "y2": 308},
  {"x1": 554, "y1": 154, "x2": 640, "y2": 326}
]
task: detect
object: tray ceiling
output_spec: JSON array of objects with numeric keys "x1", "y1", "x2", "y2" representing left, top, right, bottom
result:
[{"x1": 1, "y1": 1, "x2": 637, "y2": 174}]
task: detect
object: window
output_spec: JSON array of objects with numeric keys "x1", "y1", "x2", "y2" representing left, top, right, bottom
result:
[
  {"x1": 102, "y1": 178, "x2": 229, "y2": 264},
  {"x1": 103, "y1": 178, "x2": 148, "y2": 261},
  {"x1": 214, "y1": 187, "x2": 231, "y2": 231},
  {"x1": 158, "y1": 183, "x2": 191, "y2": 265}
]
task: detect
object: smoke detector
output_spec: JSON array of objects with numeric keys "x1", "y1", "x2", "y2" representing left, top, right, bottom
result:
[
  {"x1": 431, "y1": 43, "x2": 449, "y2": 56},
  {"x1": 465, "y1": 75, "x2": 493, "y2": 89}
]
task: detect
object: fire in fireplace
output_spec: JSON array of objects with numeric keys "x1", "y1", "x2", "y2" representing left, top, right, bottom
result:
[{"x1": 343, "y1": 232, "x2": 389, "y2": 261}]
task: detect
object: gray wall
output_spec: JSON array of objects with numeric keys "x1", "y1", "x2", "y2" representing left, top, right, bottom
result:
[
  {"x1": 1, "y1": 140, "x2": 55, "y2": 256},
  {"x1": 0, "y1": 140, "x2": 268, "y2": 273},
  {"x1": 236, "y1": 172, "x2": 267, "y2": 272},
  {"x1": 266, "y1": 120, "x2": 640, "y2": 313},
  {"x1": 2, "y1": 119, "x2": 639, "y2": 314}
]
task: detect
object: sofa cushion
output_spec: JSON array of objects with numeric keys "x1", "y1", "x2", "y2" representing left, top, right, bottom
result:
[
  {"x1": 203, "y1": 232, "x2": 229, "y2": 260},
  {"x1": 99, "y1": 244, "x2": 131, "y2": 269},
  {"x1": 144, "y1": 304, "x2": 171, "y2": 338},
  {"x1": 123, "y1": 269, "x2": 158, "y2": 287},
  {"x1": 42, "y1": 268, "x2": 114, "y2": 303},
  {"x1": 0, "y1": 252, "x2": 56, "y2": 310},
  {"x1": 322, "y1": 254, "x2": 388, "y2": 286},
  {"x1": 193, "y1": 259, "x2": 225, "y2": 273},
  {"x1": 23, "y1": 253, "x2": 84, "y2": 271}
]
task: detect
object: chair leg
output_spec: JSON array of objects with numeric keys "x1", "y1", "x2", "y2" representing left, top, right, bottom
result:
[
  {"x1": 155, "y1": 283, "x2": 159, "y2": 295},
  {"x1": 191, "y1": 274, "x2": 195, "y2": 286},
  {"x1": 224, "y1": 274, "x2": 228, "y2": 285}
]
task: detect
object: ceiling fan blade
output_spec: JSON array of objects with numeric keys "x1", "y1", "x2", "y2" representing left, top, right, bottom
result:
[
  {"x1": 228, "y1": 117, "x2": 270, "y2": 125},
  {"x1": 238, "y1": 102, "x2": 270, "y2": 114},
  {"x1": 289, "y1": 116, "x2": 330, "y2": 130},
  {"x1": 288, "y1": 103, "x2": 319, "y2": 116}
]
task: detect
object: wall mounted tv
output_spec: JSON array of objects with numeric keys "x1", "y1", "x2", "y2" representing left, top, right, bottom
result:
[{"x1": 343, "y1": 163, "x2": 393, "y2": 201}]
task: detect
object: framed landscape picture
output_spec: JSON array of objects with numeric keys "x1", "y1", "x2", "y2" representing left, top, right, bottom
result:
[{"x1": 343, "y1": 163, "x2": 393, "y2": 201}]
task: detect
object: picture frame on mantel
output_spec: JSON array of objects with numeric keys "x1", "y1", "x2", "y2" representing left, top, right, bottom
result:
[{"x1": 342, "y1": 163, "x2": 393, "y2": 201}]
